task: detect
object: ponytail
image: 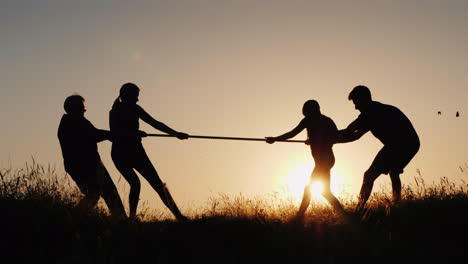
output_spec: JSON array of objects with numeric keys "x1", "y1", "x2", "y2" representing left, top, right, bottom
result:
[
  {"x1": 111, "y1": 96, "x2": 121, "y2": 110},
  {"x1": 112, "y1": 83, "x2": 140, "y2": 110}
]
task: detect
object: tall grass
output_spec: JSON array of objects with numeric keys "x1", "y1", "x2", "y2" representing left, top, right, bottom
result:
[
  {"x1": 0, "y1": 159, "x2": 80, "y2": 204},
  {"x1": 1, "y1": 161, "x2": 468, "y2": 263}
]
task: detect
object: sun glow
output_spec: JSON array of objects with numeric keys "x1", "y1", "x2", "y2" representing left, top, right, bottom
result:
[
  {"x1": 285, "y1": 162, "x2": 311, "y2": 201},
  {"x1": 286, "y1": 161, "x2": 327, "y2": 202},
  {"x1": 310, "y1": 181, "x2": 324, "y2": 198},
  {"x1": 285, "y1": 160, "x2": 344, "y2": 203}
]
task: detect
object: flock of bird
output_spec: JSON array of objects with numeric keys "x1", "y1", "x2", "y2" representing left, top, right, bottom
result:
[{"x1": 437, "y1": 111, "x2": 460, "y2": 117}]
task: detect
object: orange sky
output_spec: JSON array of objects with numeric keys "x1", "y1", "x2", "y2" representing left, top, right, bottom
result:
[{"x1": 2, "y1": 1, "x2": 468, "y2": 213}]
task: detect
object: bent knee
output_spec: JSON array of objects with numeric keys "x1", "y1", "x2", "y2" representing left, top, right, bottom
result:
[{"x1": 127, "y1": 178, "x2": 141, "y2": 189}]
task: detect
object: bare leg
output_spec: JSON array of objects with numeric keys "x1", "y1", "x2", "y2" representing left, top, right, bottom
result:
[
  {"x1": 112, "y1": 149, "x2": 141, "y2": 219},
  {"x1": 389, "y1": 170, "x2": 402, "y2": 204},
  {"x1": 357, "y1": 168, "x2": 380, "y2": 210},
  {"x1": 296, "y1": 183, "x2": 312, "y2": 218},
  {"x1": 321, "y1": 179, "x2": 344, "y2": 214},
  {"x1": 157, "y1": 183, "x2": 187, "y2": 221},
  {"x1": 114, "y1": 165, "x2": 141, "y2": 219},
  {"x1": 136, "y1": 152, "x2": 187, "y2": 221}
]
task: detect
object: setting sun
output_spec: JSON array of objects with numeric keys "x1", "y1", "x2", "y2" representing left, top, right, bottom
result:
[
  {"x1": 285, "y1": 161, "x2": 311, "y2": 201},
  {"x1": 2, "y1": 0, "x2": 467, "y2": 261},
  {"x1": 310, "y1": 181, "x2": 324, "y2": 198},
  {"x1": 285, "y1": 161, "x2": 329, "y2": 202},
  {"x1": 285, "y1": 159, "x2": 345, "y2": 203}
]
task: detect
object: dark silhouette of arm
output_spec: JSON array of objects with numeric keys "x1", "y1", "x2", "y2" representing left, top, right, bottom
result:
[
  {"x1": 266, "y1": 119, "x2": 306, "y2": 143},
  {"x1": 137, "y1": 106, "x2": 188, "y2": 139},
  {"x1": 95, "y1": 129, "x2": 111, "y2": 143},
  {"x1": 336, "y1": 118, "x2": 368, "y2": 143},
  {"x1": 82, "y1": 118, "x2": 111, "y2": 143}
]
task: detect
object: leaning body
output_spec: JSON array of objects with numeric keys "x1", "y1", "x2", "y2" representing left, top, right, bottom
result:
[
  {"x1": 58, "y1": 114, "x2": 105, "y2": 188},
  {"x1": 362, "y1": 101, "x2": 420, "y2": 174},
  {"x1": 108, "y1": 82, "x2": 189, "y2": 221},
  {"x1": 57, "y1": 95, "x2": 126, "y2": 219}
]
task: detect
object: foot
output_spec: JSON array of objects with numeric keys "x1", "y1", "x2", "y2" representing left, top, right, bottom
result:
[
  {"x1": 354, "y1": 207, "x2": 364, "y2": 215},
  {"x1": 176, "y1": 215, "x2": 189, "y2": 223},
  {"x1": 110, "y1": 213, "x2": 128, "y2": 222},
  {"x1": 391, "y1": 198, "x2": 401, "y2": 208},
  {"x1": 129, "y1": 213, "x2": 140, "y2": 223},
  {"x1": 289, "y1": 213, "x2": 305, "y2": 225}
]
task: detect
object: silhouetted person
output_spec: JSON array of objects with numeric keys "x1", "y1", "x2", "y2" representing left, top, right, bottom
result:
[
  {"x1": 266, "y1": 100, "x2": 345, "y2": 219},
  {"x1": 110, "y1": 83, "x2": 189, "y2": 221},
  {"x1": 58, "y1": 95, "x2": 126, "y2": 219},
  {"x1": 337, "y1": 85, "x2": 420, "y2": 210}
]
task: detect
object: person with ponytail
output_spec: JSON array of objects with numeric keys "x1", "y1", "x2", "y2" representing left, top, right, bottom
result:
[{"x1": 110, "y1": 83, "x2": 189, "y2": 221}]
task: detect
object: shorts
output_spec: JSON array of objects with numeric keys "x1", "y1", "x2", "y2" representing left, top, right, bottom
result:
[
  {"x1": 111, "y1": 142, "x2": 152, "y2": 169},
  {"x1": 370, "y1": 142, "x2": 420, "y2": 175}
]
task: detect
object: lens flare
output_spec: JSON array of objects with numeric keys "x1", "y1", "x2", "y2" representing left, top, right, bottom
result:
[{"x1": 286, "y1": 162, "x2": 312, "y2": 201}]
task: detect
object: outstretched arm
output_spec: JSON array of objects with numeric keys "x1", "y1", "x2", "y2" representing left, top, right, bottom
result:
[
  {"x1": 138, "y1": 106, "x2": 188, "y2": 139},
  {"x1": 95, "y1": 129, "x2": 111, "y2": 143},
  {"x1": 266, "y1": 119, "x2": 306, "y2": 144},
  {"x1": 336, "y1": 118, "x2": 368, "y2": 143},
  {"x1": 86, "y1": 118, "x2": 111, "y2": 143}
]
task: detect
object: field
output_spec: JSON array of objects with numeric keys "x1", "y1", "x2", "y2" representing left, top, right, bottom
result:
[{"x1": 1, "y1": 161, "x2": 468, "y2": 264}]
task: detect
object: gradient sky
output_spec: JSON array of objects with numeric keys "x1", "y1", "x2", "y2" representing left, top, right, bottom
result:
[{"x1": 2, "y1": 0, "x2": 468, "y2": 212}]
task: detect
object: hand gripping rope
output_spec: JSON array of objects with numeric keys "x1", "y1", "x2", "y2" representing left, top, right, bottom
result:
[{"x1": 147, "y1": 134, "x2": 306, "y2": 143}]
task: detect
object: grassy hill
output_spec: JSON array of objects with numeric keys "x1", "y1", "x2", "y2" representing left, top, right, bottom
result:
[{"x1": 1, "y1": 162, "x2": 468, "y2": 264}]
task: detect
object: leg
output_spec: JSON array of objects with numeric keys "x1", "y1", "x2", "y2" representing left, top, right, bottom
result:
[
  {"x1": 77, "y1": 188, "x2": 101, "y2": 212},
  {"x1": 321, "y1": 176, "x2": 344, "y2": 214},
  {"x1": 296, "y1": 183, "x2": 312, "y2": 218},
  {"x1": 134, "y1": 150, "x2": 187, "y2": 221},
  {"x1": 296, "y1": 165, "x2": 323, "y2": 218},
  {"x1": 112, "y1": 155, "x2": 141, "y2": 219},
  {"x1": 389, "y1": 170, "x2": 402, "y2": 204},
  {"x1": 357, "y1": 167, "x2": 381, "y2": 210},
  {"x1": 68, "y1": 169, "x2": 101, "y2": 212},
  {"x1": 97, "y1": 160, "x2": 127, "y2": 219},
  {"x1": 387, "y1": 143, "x2": 419, "y2": 205}
]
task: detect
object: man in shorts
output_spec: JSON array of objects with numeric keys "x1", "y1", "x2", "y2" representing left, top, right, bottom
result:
[
  {"x1": 58, "y1": 95, "x2": 126, "y2": 219},
  {"x1": 337, "y1": 85, "x2": 420, "y2": 209}
]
